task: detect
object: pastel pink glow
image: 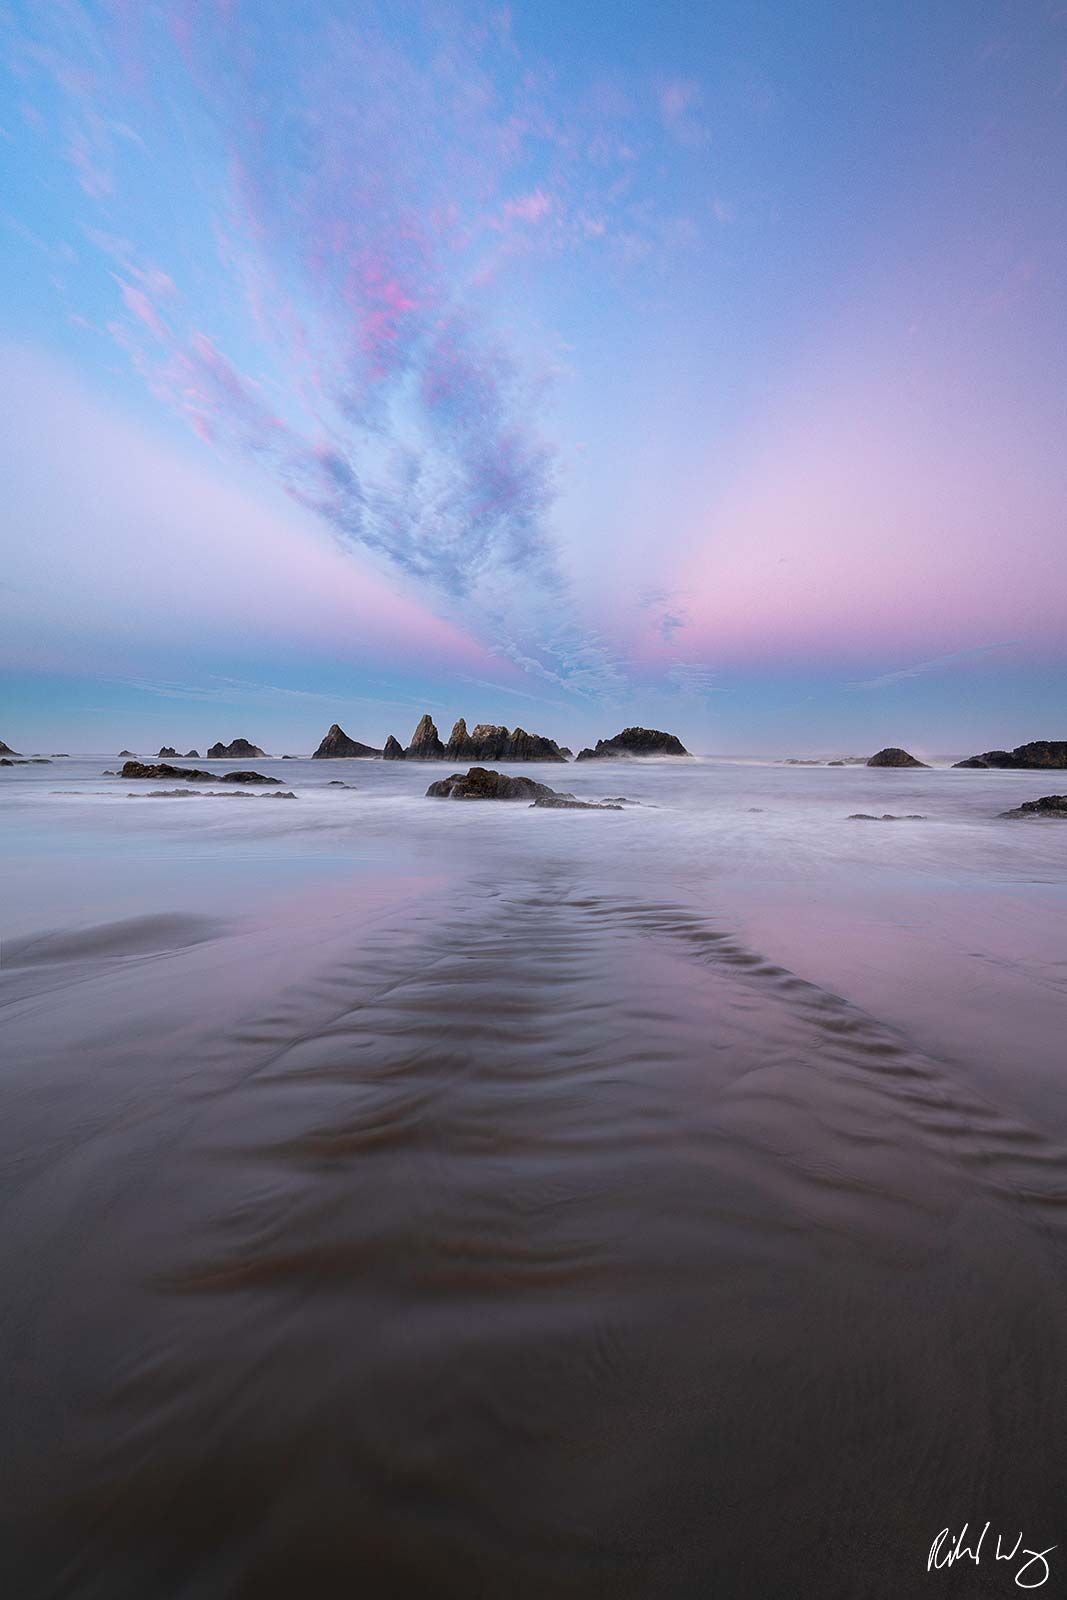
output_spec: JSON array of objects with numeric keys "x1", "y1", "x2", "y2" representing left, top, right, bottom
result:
[{"x1": 0, "y1": 347, "x2": 497, "y2": 679}]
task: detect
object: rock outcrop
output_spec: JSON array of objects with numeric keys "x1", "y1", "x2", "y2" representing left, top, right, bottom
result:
[
  {"x1": 158, "y1": 746, "x2": 178, "y2": 757},
  {"x1": 405, "y1": 714, "x2": 446, "y2": 760},
  {"x1": 119, "y1": 749, "x2": 135, "y2": 757},
  {"x1": 382, "y1": 735, "x2": 406, "y2": 760},
  {"x1": 311, "y1": 724, "x2": 383, "y2": 759},
  {"x1": 866, "y1": 747, "x2": 928, "y2": 768},
  {"x1": 184, "y1": 749, "x2": 200, "y2": 758},
  {"x1": 954, "y1": 741, "x2": 1067, "y2": 770},
  {"x1": 121, "y1": 760, "x2": 281, "y2": 785},
  {"x1": 0, "y1": 739, "x2": 19, "y2": 755},
  {"x1": 999, "y1": 794, "x2": 1067, "y2": 819},
  {"x1": 575, "y1": 727, "x2": 689, "y2": 760},
  {"x1": 426, "y1": 767, "x2": 558, "y2": 801},
  {"x1": 207, "y1": 738, "x2": 267, "y2": 759}
]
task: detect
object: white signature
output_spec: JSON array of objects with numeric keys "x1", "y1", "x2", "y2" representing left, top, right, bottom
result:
[{"x1": 929, "y1": 1523, "x2": 1056, "y2": 1588}]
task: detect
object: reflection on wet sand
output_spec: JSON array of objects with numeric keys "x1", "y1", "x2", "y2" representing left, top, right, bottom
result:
[{"x1": 4, "y1": 868, "x2": 1067, "y2": 1598}]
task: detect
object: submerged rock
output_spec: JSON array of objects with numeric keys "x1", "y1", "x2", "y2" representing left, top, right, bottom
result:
[
  {"x1": 207, "y1": 737, "x2": 267, "y2": 759},
  {"x1": 530, "y1": 796, "x2": 623, "y2": 810},
  {"x1": 575, "y1": 727, "x2": 689, "y2": 760},
  {"x1": 405, "y1": 714, "x2": 446, "y2": 760},
  {"x1": 955, "y1": 741, "x2": 1067, "y2": 770},
  {"x1": 426, "y1": 766, "x2": 557, "y2": 801},
  {"x1": 382, "y1": 735, "x2": 406, "y2": 760},
  {"x1": 311, "y1": 724, "x2": 383, "y2": 759},
  {"x1": 999, "y1": 794, "x2": 1067, "y2": 819},
  {"x1": 866, "y1": 747, "x2": 928, "y2": 768},
  {"x1": 848, "y1": 813, "x2": 927, "y2": 821},
  {"x1": 326, "y1": 780, "x2": 357, "y2": 788}
]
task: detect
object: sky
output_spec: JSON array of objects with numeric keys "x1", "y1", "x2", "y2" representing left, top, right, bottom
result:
[{"x1": 1, "y1": 0, "x2": 1065, "y2": 757}]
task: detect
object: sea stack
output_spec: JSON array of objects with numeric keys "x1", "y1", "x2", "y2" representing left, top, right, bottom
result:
[
  {"x1": 575, "y1": 727, "x2": 690, "y2": 760},
  {"x1": 158, "y1": 746, "x2": 178, "y2": 757},
  {"x1": 311, "y1": 724, "x2": 383, "y2": 759},
  {"x1": 0, "y1": 739, "x2": 21, "y2": 756},
  {"x1": 866, "y1": 747, "x2": 928, "y2": 768},
  {"x1": 405, "y1": 714, "x2": 445, "y2": 760},
  {"x1": 207, "y1": 737, "x2": 267, "y2": 759},
  {"x1": 444, "y1": 720, "x2": 565, "y2": 762},
  {"x1": 382, "y1": 735, "x2": 406, "y2": 760}
]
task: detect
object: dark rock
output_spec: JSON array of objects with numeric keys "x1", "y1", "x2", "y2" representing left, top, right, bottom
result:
[
  {"x1": 405, "y1": 714, "x2": 446, "y2": 760},
  {"x1": 999, "y1": 794, "x2": 1067, "y2": 819},
  {"x1": 121, "y1": 761, "x2": 280, "y2": 785},
  {"x1": 326, "y1": 780, "x2": 356, "y2": 788},
  {"x1": 51, "y1": 753, "x2": 69, "y2": 758},
  {"x1": 134, "y1": 788, "x2": 296, "y2": 800},
  {"x1": 827, "y1": 760, "x2": 846, "y2": 766},
  {"x1": 955, "y1": 741, "x2": 1067, "y2": 771},
  {"x1": 118, "y1": 749, "x2": 135, "y2": 757},
  {"x1": 0, "y1": 758, "x2": 15, "y2": 766},
  {"x1": 158, "y1": 746, "x2": 178, "y2": 757},
  {"x1": 122, "y1": 761, "x2": 216, "y2": 781},
  {"x1": 184, "y1": 749, "x2": 200, "y2": 759},
  {"x1": 281, "y1": 755, "x2": 296, "y2": 759},
  {"x1": 0, "y1": 740, "x2": 20, "y2": 755},
  {"x1": 559, "y1": 748, "x2": 574, "y2": 759},
  {"x1": 30, "y1": 758, "x2": 51, "y2": 763},
  {"x1": 602, "y1": 796, "x2": 642, "y2": 805},
  {"x1": 575, "y1": 727, "x2": 689, "y2": 760},
  {"x1": 866, "y1": 747, "x2": 928, "y2": 768},
  {"x1": 782, "y1": 758, "x2": 822, "y2": 765},
  {"x1": 207, "y1": 737, "x2": 267, "y2": 759},
  {"x1": 848, "y1": 813, "x2": 927, "y2": 821},
  {"x1": 426, "y1": 766, "x2": 557, "y2": 800},
  {"x1": 530, "y1": 796, "x2": 623, "y2": 810},
  {"x1": 382, "y1": 735, "x2": 406, "y2": 760},
  {"x1": 101, "y1": 769, "x2": 117, "y2": 775},
  {"x1": 311, "y1": 724, "x2": 383, "y2": 759}
]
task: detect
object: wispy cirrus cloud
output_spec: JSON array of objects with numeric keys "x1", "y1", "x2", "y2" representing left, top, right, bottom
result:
[{"x1": 847, "y1": 642, "x2": 1019, "y2": 690}]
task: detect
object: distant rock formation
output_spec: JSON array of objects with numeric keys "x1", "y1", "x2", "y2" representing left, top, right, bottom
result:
[
  {"x1": 426, "y1": 767, "x2": 558, "y2": 800},
  {"x1": 382, "y1": 735, "x2": 406, "y2": 760},
  {"x1": 119, "y1": 749, "x2": 135, "y2": 757},
  {"x1": 207, "y1": 737, "x2": 267, "y2": 759},
  {"x1": 954, "y1": 741, "x2": 1067, "y2": 770},
  {"x1": 0, "y1": 739, "x2": 20, "y2": 755},
  {"x1": 184, "y1": 749, "x2": 200, "y2": 758},
  {"x1": 158, "y1": 746, "x2": 178, "y2": 757},
  {"x1": 575, "y1": 727, "x2": 689, "y2": 760},
  {"x1": 444, "y1": 718, "x2": 565, "y2": 762},
  {"x1": 121, "y1": 760, "x2": 281, "y2": 785},
  {"x1": 999, "y1": 794, "x2": 1067, "y2": 819},
  {"x1": 405, "y1": 714, "x2": 446, "y2": 760},
  {"x1": 311, "y1": 724, "x2": 383, "y2": 759},
  {"x1": 866, "y1": 747, "x2": 928, "y2": 768}
]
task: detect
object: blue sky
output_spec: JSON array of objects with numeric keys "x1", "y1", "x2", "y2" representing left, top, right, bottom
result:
[{"x1": 1, "y1": 0, "x2": 1064, "y2": 755}]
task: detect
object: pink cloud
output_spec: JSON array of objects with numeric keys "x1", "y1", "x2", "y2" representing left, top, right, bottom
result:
[{"x1": 502, "y1": 187, "x2": 553, "y2": 223}]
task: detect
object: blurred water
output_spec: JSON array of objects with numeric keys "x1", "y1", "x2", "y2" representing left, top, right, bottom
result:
[{"x1": 2, "y1": 753, "x2": 1066, "y2": 1596}]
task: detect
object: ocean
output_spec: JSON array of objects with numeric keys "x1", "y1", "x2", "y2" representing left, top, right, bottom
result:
[{"x1": 2, "y1": 753, "x2": 1066, "y2": 1596}]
